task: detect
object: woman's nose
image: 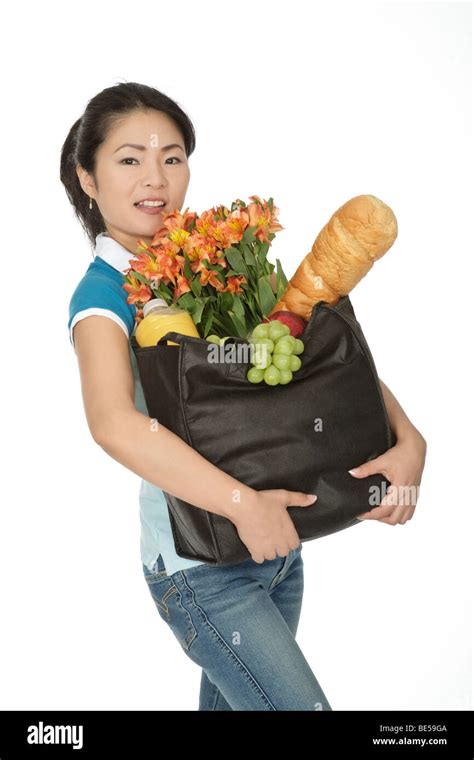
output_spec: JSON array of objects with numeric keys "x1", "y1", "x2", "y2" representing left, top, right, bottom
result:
[{"x1": 141, "y1": 159, "x2": 167, "y2": 188}]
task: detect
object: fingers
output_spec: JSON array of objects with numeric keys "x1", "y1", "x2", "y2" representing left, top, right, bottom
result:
[
  {"x1": 285, "y1": 491, "x2": 318, "y2": 507},
  {"x1": 251, "y1": 540, "x2": 300, "y2": 564},
  {"x1": 348, "y1": 454, "x2": 389, "y2": 479},
  {"x1": 400, "y1": 506, "x2": 416, "y2": 524},
  {"x1": 367, "y1": 482, "x2": 418, "y2": 524},
  {"x1": 358, "y1": 504, "x2": 394, "y2": 521},
  {"x1": 357, "y1": 484, "x2": 397, "y2": 520},
  {"x1": 379, "y1": 505, "x2": 416, "y2": 525},
  {"x1": 358, "y1": 503, "x2": 416, "y2": 524}
]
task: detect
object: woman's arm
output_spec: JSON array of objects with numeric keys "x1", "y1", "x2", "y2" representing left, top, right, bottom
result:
[
  {"x1": 350, "y1": 378, "x2": 427, "y2": 524},
  {"x1": 73, "y1": 315, "x2": 255, "y2": 521},
  {"x1": 379, "y1": 377, "x2": 426, "y2": 448}
]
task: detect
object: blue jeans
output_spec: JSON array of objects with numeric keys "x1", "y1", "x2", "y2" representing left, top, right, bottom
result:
[{"x1": 142, "y1": 543, "x2": 332, "y2": 711}]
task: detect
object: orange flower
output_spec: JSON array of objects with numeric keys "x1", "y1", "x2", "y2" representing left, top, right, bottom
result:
[
  {"x1": 123, "y1": 274, "x2": 153, "y2": 305},
  {"x1": 199, "y1": 267, "x2": 226, "y2": 291},
  {"x1": 209, "y1": 220, "x2": 236, "y2": 249},
  {"x1": 168, "y1": 227, "x2": 191, "y2": 249},
  {"x1": 174, "y1": 274, "x2": 192, "y2": 299},
  {"x1": 224, "y1": 274, "x2": 247, "y2": 294},
  {"x1": 151, "y1": 207, "x2": 197, "y2": 245},
  {"x1": 128, "y1": 249, "x2": 163, "y2": 282},
  {"x1": 224, "y1": 207, "x2": 250, "y2": 245},
  {"x1": 247, "y1": 195, "x2": 284, "y2": 243},
  {"x1": 134, "y1": 307, "x2": 144, "y2": 324},
  {"x1": 155, "y1": 250, "x2": 183, "y2": 284},
  {"x1": 186, "y1": 234, "x2": 226, "y2": 271},
  {"x1": 193, "y1": 208, "x2": 243, "y2": 251},
  {"x1": 195, "y1": 208, "x2": 225, "y2": 237},
  {"x1": 214, "y1": 204, "x2": 231, "y2": 221},
  {"x1": 135, "y1": 239, "x2": 157, "y2": 255},
  {"x1": 160, "y1": 239, "x2": 182, "y2": 258}
]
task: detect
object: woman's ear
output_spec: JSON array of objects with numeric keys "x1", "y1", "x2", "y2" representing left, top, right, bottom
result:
[{"x1": 76, "y1": 164, "x2": 96, "y2": 198}]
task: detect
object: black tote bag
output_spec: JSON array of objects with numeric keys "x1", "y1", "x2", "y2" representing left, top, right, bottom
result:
[{"x1": 131, "y1": 294, "x2": 396, "y2": 566}]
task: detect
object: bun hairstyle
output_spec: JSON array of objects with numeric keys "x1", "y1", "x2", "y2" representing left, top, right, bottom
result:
[{"x1": 59, "y1": 81, "x2": 196, "y2": 247}]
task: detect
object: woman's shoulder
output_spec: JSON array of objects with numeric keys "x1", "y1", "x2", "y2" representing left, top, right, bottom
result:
[
  {"x1": 68, "y1": 256, "x2": 137, "y2": 343},
  {"x1": 69, "y1": 255, "x2": 133, "y2": 305}
]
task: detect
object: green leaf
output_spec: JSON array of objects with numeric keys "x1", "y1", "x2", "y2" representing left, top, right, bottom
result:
[
  {"x1": 276, "y1": 257, "x2": 289, "y2": 287},
  {"x1": 128, "y1": 270, "x2": 149, "y2": 286},
  {"x1": 257, "y1": 244, "x2": 269, "y2": 268},
  {"x1": 231, "y1": 294, "x2": 245, "y2": 317},
  {"x1": 243, "y1": 227, "x2": 258, "y2": 243},
  {"x1": 192, "y1": 298, "x2": 205, "y2": 324},
  {"x1": 219, "y1": 291, "x2": 233, "y2": 311},
  {"x1": 151, "y1": 284, "x2": 172, "y2": 303},
  {"x1": 190, "y1": 276, "x2": 202, "y2": 297},
  {"x1": 177, "y1": 292, "x2": 195, "y2": 310},
  {"x1": 258, "y1": 275, "x2": 277, "y2": 317},
  {"x1": 205, "y1": 262, "x2": 225, "y2": 272},
  {"x1": 203, "y1": 305, "x2": 214, "y2": 337},
  {"x1": 227, "y1": 311, "x2": 248, "y2": 338},
  {"x1": 276, "y1": 258, "x2": 289, "y2": 299},
  {"x1": 213, "y1": 312, "x2": 236, "y2": 336},
  {"x1": 244, "y1": 294, "x2": 260, "y2": 326},
  {"x1": 224, "y1": 247, "x2": 249, "y2": 277},
  {"x1": 241, "y1": 243, "x2": 257, "y2": 266}
]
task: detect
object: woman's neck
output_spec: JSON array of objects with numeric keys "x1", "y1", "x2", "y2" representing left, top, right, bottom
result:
[{"x1": 104, "y1": 227, "x2": 153, "y2": 254}]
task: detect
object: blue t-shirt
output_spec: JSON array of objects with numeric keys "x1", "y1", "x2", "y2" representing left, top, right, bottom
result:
[{"x1": 67, "y1": 231, "x2": 204, "y2": 575}]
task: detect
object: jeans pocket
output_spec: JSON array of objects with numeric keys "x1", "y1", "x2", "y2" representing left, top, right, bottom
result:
[
  {"x1": 143, "y1": 567, "x2": 197, "y2": 653},
  {"x1": 269, "y1": 544, "x2": 302, "y2": 590}
]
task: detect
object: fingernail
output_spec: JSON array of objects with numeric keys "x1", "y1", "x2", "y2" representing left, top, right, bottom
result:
[
  {"x1": 348, "y1": 469, "x2": 358, "y2": 475},
  {"x1": 308, "y1": 494, "x2": 318, "y2": 501}
]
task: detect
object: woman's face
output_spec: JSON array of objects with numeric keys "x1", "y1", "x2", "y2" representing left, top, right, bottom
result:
[{"x1": 77, "y1": 108, "x2": 191, "y2": 252}]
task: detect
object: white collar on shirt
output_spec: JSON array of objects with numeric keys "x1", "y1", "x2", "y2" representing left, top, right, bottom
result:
[{"x1": 95, "y1": 231, "x2": 136, "y2": 275}]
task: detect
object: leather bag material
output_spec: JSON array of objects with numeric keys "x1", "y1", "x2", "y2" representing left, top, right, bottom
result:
[{"x1": 131, "y1": 295, "x2": 396, "y2": 565}]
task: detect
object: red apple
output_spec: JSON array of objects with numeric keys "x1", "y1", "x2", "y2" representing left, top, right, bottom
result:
[{"x1": 263, "y1": 310, "x2": 307, "y2": 338}]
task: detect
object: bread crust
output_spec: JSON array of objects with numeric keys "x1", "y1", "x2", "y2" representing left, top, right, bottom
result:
[{"x1": 270, "y1": 194, "x2": 398, "y2": 320}]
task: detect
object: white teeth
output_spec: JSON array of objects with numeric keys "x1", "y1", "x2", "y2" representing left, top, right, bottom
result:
[{"x1": 137, "y1": 200, "x2": 165, "y2": 207}]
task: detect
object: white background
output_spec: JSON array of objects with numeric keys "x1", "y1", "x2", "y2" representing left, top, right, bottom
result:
[{"x1": 0, "y1": 1, "x2": 471, "y2": 711}]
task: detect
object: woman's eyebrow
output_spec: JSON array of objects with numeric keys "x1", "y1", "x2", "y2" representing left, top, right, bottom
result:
[{"x1": 113, "y1": 142, "x2": 185, "y2": 153}]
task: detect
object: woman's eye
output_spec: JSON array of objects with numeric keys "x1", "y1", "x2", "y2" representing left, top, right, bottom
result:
[{"x1": 119, "y1": 156, "x2": 182, "y2": 166}]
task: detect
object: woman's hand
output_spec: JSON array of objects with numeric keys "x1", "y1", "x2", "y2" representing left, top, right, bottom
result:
[
  {"x1": 350, "y1": 429, "x2": 427, "y2": 525},
  {"x1": 233, "y1": 489, "x2": 317, "y2": 563}
]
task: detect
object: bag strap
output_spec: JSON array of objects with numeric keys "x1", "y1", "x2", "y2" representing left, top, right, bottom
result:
[{"x1": 156, "y1": 331, "x2": 187, "y2": 346}]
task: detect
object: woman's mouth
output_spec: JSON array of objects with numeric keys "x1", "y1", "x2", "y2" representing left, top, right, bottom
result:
[{"x1": 134, "y1": 200, "x2": 167, "y2": 215}]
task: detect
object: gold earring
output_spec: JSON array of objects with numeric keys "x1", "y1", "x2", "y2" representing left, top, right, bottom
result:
[{"x1": 89, "y1": 196, "x2": 93, "y2": 209}]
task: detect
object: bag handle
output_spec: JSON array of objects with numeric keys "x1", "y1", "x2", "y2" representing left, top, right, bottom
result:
[
  {"x1": 156, "y1": 331, "x2": 208, "y2": 346},
  {"x1": 155, "y1": 331, "x2": 247, "y2": 348},
  {"x1": 156, "y1": 331, "x2": 187, "y2": 346}
]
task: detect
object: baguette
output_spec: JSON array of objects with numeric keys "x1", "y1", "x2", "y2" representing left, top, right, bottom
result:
[{"x1": 269, "y1": 194, "x2": 398, "y2": 320}]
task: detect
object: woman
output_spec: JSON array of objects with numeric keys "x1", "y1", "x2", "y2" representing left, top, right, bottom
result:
[{"x1": 60, "y1": 81, "x2": 427, "y2": 711}]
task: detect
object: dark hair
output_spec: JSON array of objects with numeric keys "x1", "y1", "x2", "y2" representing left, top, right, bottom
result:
[{"x1": 60, "y1": 81, "x2": 196, "y2": 247}]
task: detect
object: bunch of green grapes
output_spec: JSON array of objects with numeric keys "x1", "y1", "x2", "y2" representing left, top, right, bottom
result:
[{"x1": 247, "y1": 321, "x2": 305, "y2": 385}]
